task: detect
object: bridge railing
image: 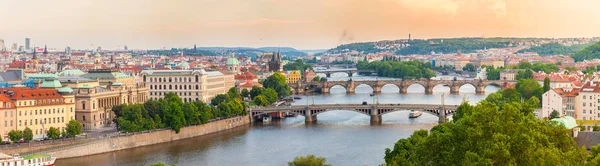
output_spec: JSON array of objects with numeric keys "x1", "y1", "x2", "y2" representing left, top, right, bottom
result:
[{"x1": 249, "y1": 104, "x2": 459, "y2": 111}]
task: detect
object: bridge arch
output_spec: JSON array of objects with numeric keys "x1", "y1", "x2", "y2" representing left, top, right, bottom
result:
[
  {"x1": 312, "y1": 109, "x2": 372, "y2": 117},
  {"x1": 402, "y1": 83, "x2": 428, "y2": 94},
  {"x1": 329, "y1": 84, "x2": 349, "y2": 93},
  {"x1": 457, "y1": 83, "x2": 477, "y2": 93},
  {"x1": 381, "y1": 84, "x2": 401, "y2": 93},
  {"x1": 354, "y1": 84, "x2": 375, "y2": 93}
]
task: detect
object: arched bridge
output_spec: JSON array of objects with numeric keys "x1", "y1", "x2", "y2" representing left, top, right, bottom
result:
[
  {"x1": 290, "y1": 79, "x2": 514, "y2": 94},
  {"x1": 249, "y1": 104, "x2": 459, "y2": 124},
  {"x1": 313, "y1": 69, "x2": 376, "y2": 77}
]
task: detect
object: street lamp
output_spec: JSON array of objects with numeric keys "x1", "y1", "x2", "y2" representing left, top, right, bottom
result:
[{"x1": 41, "y1": 122, "x2": 45, "y2": 141}]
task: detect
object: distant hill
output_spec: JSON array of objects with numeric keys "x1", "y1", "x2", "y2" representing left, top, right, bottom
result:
[
  {"x1": 571, "y1": 41, "x2": 600, "y2": 62},
  {"x1": 517, "y1": 42, "x2": 592, "y2": 56},
  {"x1": 322, "y1": 37, "x2": 548, "y2": 55},
  {"x1": 298, "y1": 49, "x2": 327, "y2": 54}
]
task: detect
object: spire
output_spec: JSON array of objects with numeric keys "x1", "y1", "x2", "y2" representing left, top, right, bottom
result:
[
  {"x1": 110, "y1": 54, "x2": 114, "y2": 63},
  {"x1": 32, "y1": 48, "x2": 37, "y2": 60},
  {"x1": 43, "y1": 45, "x2": 48, "y2": 55}
]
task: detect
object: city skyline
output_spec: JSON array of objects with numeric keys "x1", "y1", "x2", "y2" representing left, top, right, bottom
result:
[{"x1": 2, "y1": 0, "x2": 600, "y2": 50}]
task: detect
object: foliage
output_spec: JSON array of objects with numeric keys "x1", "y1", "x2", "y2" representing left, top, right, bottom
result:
[
  {"x1": 486, "y1": 66, "x2": 502, "y2": 80},
  {"x1": 288, "y1": 154, "x2": 332, "y2": 166},
  {"x1": 253, "y1": 95, "x2": 270, "y2": 106},
  {"x1": 531, "y1": 62, "x2": 559, "y2": 73},
  {"x1": 594, "y1": 125, "x2": 600, "y2": 132},
  {"x1": 211, "y1": 94, "x2": 230, "y2": 106},
  {"x1": 356, "y1": 60, "x2": 435, "y2": 79},
  {"x1": 550, "y1": 110, "x2": 560, "y2": 119},
  {"x1": 516, "y1": 79, "x2": 543, "y2": 100},
  {"x1": 8, "y1": 130, "x2": 22, "y2": 143},
  {"x1": 22, "y1": 127, "x2": 33, "y2": 141},
  {"x1": 47, "y1": 127, "x2": 61, "y2": 139},
  {"x1": 453, "y1": 102, "x2": 473, "y2": 123},
  {"x1": 515, "y1": 69, "x2": 534, "y2": 80},
  {"x1": 66, "y1": 120, "x2": 83, "y2": 137},
  {"x1": 572, "y1": 41, "x2": 600, "y2": 62},
  {"x1": 149, "y1": 162, "x2": 177, "y2": 166},
  {"x1": 312, "y1": 76, "x2": 326, "y2": 82},
  {"x1": 543, "y1": 77, "x2": 551, "y2": 93},
  {"x1": 263, "y1": 73, "x2": 291, "y2": 97},
  {"x1": 146, "y1": 48, "x2": 217, "y2": 56},
  {"x1": 396, "y1": 38, "x2": 516, "y2": 55},
  {"x1": 227, "y1": 87, "x2": 241, "y2": 99},
  {"x1": 283, "y1": 59, "x2": 313, "y2": 76},
  {"x1": 462, "y1": 63, "x2": 476, "y2": 72},
  {"x1": 383, "y1": 99, "x2": 588, "y2": 165},
  {"x1": 116, "y1": 92, "x2": 245, "y2": 133},
  {"x1": 326, "y1": 42, "x2": 382, "y2": 54},
  {"x1": 517, "y1": 43, "x2": 591, "y2": 56},
  {"x1": 565, "y1": 66, "x2": 578, "y2": 72},
  {"x1": 249, "y1": 86, "x2": 264, "y2": 99},
  {"x1": 241, "y1": 89, "x2": 250, "y2": 98}
]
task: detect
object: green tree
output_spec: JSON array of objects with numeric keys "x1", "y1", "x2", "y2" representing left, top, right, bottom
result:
[
  {"x1": 288, "y1": 154, "x2": 332, "y2": 166},
  {"x1": 516, "y1": 69, "x2": 534, "y2": 80},
  {"x1": 227, "y1": 87, "x2": 241, "y2": 99},
  {"x1": 593, "y1": 125, "x2": 600, "y2": 132},
  {"x1": 518, "y1": 61, "x2": 533, "y2": 69},
  {"x1": 22, "y1": 127, "x2": 33, "y2": 141},
  {"x1": 565, "y1": 66, "x2": 578, "y2": 72},
  {"x1": 452, "y1": 102, "x2": 473, "y2": 123},
  {"x1": 550, "y1": 110, "x2": 560, "y2": 119},
  {"x1": 264, "y1": 73, "x2": 291, "y2": 97},
  {"x1": 262, "y1": 88, "x2": 279, "y2": 104},
  {"x1": 572, "y1": 41, "x2": 600, "y2": 62},
  {"x1": 486, "y1": 66, "x2": 502, "y2": 80},
  {"x1": 66, "y1": 120, "x2": 82, "y2": 137},
  {"x1": 462, "y1": 63, "x2": 476, "y2": 72},
  {"x1": 516, "y1": 79, "x2": 543, "y2": 100},
  {"x1": 543, "y1": 77, "x2": 551, "y2": 93},
  {"x1": 47, "y1": 127, "x2": 61, "y2": 139},
  {"x1": 211, "y1": 94, "x2": 231, "y2": 106},
  {"x1": 8, "y1": 130, "x2": 22, "y2": 143},
  {"x1": 253, "y1": 95, "x2": 270, "y2": 107},
  {"x1": 241, "y1": 89, "x2": 250, "y2": 99},
  {"x1": 149, "y1": 162, "x2": 177, "y2": 166},
  {"x1": 249, "y1": 86, "x2": 265, "y2": 98}
]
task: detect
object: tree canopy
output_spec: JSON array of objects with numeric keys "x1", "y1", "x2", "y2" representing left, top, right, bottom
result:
[
  {"x1": 116, "y1": 92, "x2": 246, "y2": 133},
  {"x1": 263, "y1": 73, "x2": 291, "y2": 97},
  {"x1": 66, "y1": 120, "x2": 82, "y2": 137},
  {"x1": 572, "y1": 41, "x2": 600, "y2": 62},
  {"x1": 288, "y1": 154, "x2": 332, "y2": 166},
  {"x1": 357, "y1": 60, "x2": 435, "y2": 79},
  {"x1": 383, "y1": 88, "x2": 589, "y2": 165},
  {"x1": 517, "y1": 42, "x2": 591, "y2": 56}
]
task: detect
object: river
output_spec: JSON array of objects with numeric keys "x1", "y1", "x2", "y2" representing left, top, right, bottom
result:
[{"x1": 56, "y1": 74, "x2": 499, "y2": 166}]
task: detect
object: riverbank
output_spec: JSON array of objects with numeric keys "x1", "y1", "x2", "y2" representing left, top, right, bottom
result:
[{"x1": 48, "y1": 115, "x2": 249, "y2": 159}]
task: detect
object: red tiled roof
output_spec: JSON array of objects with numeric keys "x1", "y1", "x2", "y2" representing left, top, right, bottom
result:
[
  {"x1": 0, "y1": 88, "x2": 63, "y2": 100},
  {"x1": 0, "y1": 94, "x2": 15, "y2": 109},
  {"x1": 235, "y1": 72, "x2": 258, "y2": 80},
  {"x1": 552, "y1": 88, "x2": 579, "y2": 97},
  {"x1": 240, "y1": 81, "x2": 262, "y2": 88}
]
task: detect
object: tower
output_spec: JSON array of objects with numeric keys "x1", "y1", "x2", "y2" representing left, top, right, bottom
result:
[
  {"x1": 32, "y1": 48, "x2": 39, "y2": 72},
  {"x1": 193, "y1": 44, "x2": 197, "y2": 54},
  {"x1": 43, "y1": 45, "x2": 48, "y2": 55},
  {"x1": 268, "y1": 49, "x2": 282, "y2": 72},
  {"x1": 151, "y1": 58, "x2": 155, "y2": 69},
  {"x1": 25, "y1": 38, "x2": 30, "y2": 50},
  {"x1": 165, "y1": 56, "x2": 171, "y2": 69},
  {"x1": 408, "y1": 34, "x2": 411, "y2": 41}
]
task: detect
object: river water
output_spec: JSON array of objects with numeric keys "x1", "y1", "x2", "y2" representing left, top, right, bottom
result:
[{"x1": 56, "y1": 74, "x2": 498, "y2": 166}]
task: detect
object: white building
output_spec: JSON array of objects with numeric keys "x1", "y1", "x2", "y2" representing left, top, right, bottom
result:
[{"x1": 141, "y1": 69, "x2": 235, "y2": 103}]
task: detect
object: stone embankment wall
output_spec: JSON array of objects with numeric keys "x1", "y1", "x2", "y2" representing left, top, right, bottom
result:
[{"x1": 52, "y1": 116, "x2": 249, "y2": 158}]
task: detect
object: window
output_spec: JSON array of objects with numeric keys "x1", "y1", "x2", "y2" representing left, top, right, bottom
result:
[
  {"x1": 584, "y1": 95, "x2": 587, "y2": 99},
  {"x1": 584, "y1": 109, "x2": 587, "y2": 114},
  {"x1": 83, "y1": 115, "x2": 86, "y2": 121},
  {"x1": 584, "y1": 117, "x2": 587, "y2": 120},
  {"x1": 143, "y1": 75, "x2": 147, "y2": 82},
  {"x1": 82, "y1": 102, "x2": 86, "y2": 109},
  {"x1": 584, "y1": 103, "x2": 587, "y2": 107},
  {"x1": 195, "y1": 75, "x2": 199, "y2": 82}
]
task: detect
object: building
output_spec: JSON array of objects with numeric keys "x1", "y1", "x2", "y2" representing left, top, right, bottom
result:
[
  {"x1": 141, "y1": 69, "x2": 235, "y2": 103},
  {"x1": 500, "y1": 69, "x2": 519, "y2": 81},
  {"x1": 0, "y1": 39, "x2": 4, "y2": 51},
  {"x1": 0, "y1": 95, "x2": 16, "y2": 141},
  {"x1": 304, "y1": 70, "x2": 317, "y2": 82},
  {"x1": 25, "y1": 38, "x2": 30, "y2": 51},
  {"x1": 575, "y1": 82, "x2": 600, "y2": 121},
  {"x1": 267, "y1": 52, "x2": 282, "y2": 72},
  {"x1": 226, "y1": 54, "x2": 240, "y2": 74},
  {"x1": 287, "y1": 70, "x2": 301, "y2": 83},
  {"x1": 534, "y1": 73, "x2": 579, "y2": 88},
  {"x1": 542, "y1": 87, "x2": 578, "y2": 119},
  {"x1": 0, "y1": 88, "x2": 75, "y2": 139},
  {"x1": 80, "y1": 69, "x2": 135, "y2": 87}
]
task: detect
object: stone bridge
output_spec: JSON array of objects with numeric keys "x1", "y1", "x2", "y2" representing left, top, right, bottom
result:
[
  {"x1": 290, "y1": 79, "x2": 514, "y2": 94},
  {"x1": 313, "y1": 69, "x2": 376, "y2": 77},
  {"x1": 249, "y1": 103, "x2": 459, "y2": 123}
]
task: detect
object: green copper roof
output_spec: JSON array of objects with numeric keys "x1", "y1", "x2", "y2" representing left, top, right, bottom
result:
[
  {"x1": 41, "y1": 79, "x2": 62, "y2": 88},
  {"x1": 59, "y1": 69, "x2": 85, "y2": 76},
  {"x1": 226, "y1": 57, "x2": 240, "y2": 65},
  {"x1": 551, "y1": 116, "x2": 577, "y2": 129},
  {"x1": 94, "y1": 52, "x2": 102, "y2": 57},
  {"x1": 26, "y1": 73, "x2": 58, "y2": 80},
  {"x1": 179, "y1": 61, "x2": 189, "y2": 67},
  {"x1": 112, "y1": 82, "x2": 123, "y2": 86},
  {"x1": 78, "y1": 84, "x2": 94, "y2": 89},
  {"x1": 58, "y1": 86, "x2": 74, "y2": 93}
]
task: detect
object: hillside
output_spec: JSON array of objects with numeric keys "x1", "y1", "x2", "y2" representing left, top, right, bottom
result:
[
  {"x1": 322, "y1": 37, "x2": 546, "y2": 55},
  {"x1": 517, "y1": 43, "x2": 591, "y2": 56},
  {"x1": 571, "y1": 41, "x2": 600, "y2": 62}
]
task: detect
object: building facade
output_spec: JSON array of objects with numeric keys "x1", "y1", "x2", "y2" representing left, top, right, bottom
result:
[
  {"x1": 0, "y1": 95, "x2": 16, "y2": 141},
  {"x1": 287, "y1": 70, "x2": 301, "y2": 83},
  {"x1": 0, "y1": 88, "x2": 75, "y2": 139},
  {"x1": 141, "y1": 70, "x2": 235, "y2": 103}
]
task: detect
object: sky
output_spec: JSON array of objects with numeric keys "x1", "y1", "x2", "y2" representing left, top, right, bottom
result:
[{"x1": 1, "y1": 0, "x2": 600, "y2": 50}]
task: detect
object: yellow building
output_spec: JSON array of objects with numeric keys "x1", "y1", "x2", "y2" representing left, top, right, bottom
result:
[
  {"x1": 0, "y1": 95, "x2": 16, "y2": 141},
  {"x1": 287, "y1": 70, "x2": 302, "y2": 83},
  {"x1": 1, "y1": 87, "x2": 75, "y2": 139}
]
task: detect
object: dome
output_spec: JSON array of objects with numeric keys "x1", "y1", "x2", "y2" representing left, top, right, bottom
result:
[
  {"x1": 551, "y1": 116, "x2": 577, "y2": 129},
  {"x1": 226, "y1": 57, "x2": 240, "y2": 66},
  {"x1": 94, "y1": 52, "x2": 102, "y2": 57},
  {"x1": 179, "y1": 61, "x2": 189, "y2": 67},
  {"x1": 58, "y1": 86, "x2": 74, "y2": 93}
]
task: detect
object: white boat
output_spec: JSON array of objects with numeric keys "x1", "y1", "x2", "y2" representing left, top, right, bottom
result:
[
  {"x1": 409, "y1": 110, "x2": 423, "y2": 118},
  {"x1": 0, "y1": 153, "x2": 55, "y2": 166},
  {"x1": 262, "y1": 116, "x2": 272, "y2": 122}
]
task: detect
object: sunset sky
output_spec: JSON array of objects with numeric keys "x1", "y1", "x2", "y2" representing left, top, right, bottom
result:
[{"x1": 1, "y1": 0, "x2": 600, "y2": 50}]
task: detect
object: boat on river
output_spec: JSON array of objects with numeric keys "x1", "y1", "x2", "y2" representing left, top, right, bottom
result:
[
  {"x1": 0, "y1": 153, "x2": 55, "y2": 166},
  {"x1": 409, "y1": 110, "x2": 422, "y2": 118}
]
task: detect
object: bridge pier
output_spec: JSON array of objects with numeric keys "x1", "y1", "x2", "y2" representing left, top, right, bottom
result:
[
  {"x1": 305, "y1": 115, "x2": 317, "y2": 123},
  {"x1": 326, "y1": 73, "x2": 331, "y2": 78},
  {"x1": 374, "y1": 86, "x2": 382, "y2": 93},
  {"x1": 370, "y1": 106, "x2": 381, "y2": 124},
  {"x1": 400, "y1": 87, "x2": 408, "y2": 94},
  {"x1": 450, "y1": 86, "x2": 459, "y2": 94},
  {"x1": 438, "y1": 109, "x2": 447, "y2": 123},
  {"x1": 425, "y1": 87, "x2": 433, "y2": 94},
  {"x1": 476, "y1": 86, "x2": 485, "y2": 94}
]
